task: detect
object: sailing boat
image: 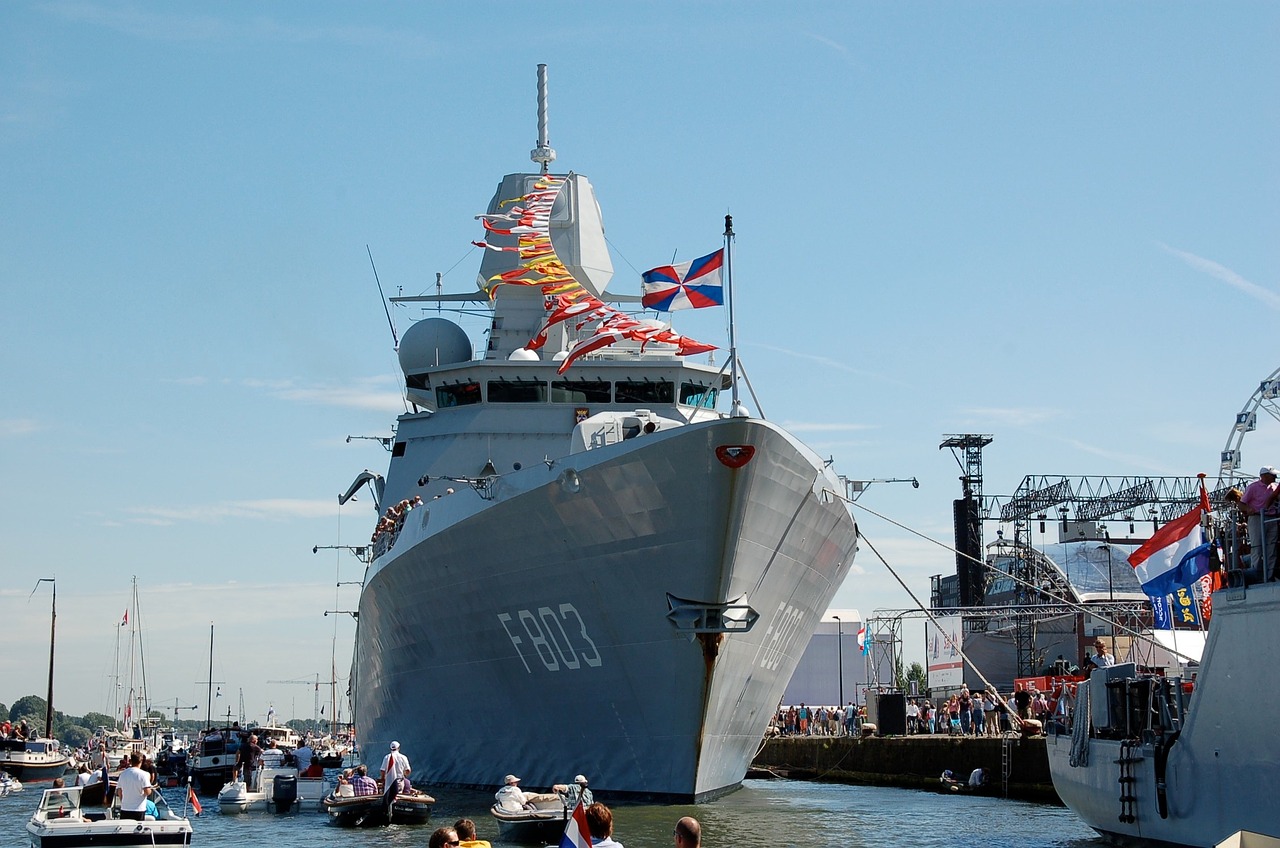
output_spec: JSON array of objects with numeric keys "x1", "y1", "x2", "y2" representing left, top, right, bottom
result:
[
  {"x1": 0, "y1": 579, "x2": 71, "y2": 781},
  {"x1": 190, "y1": 622, "x2": 242, "y2": 794}
]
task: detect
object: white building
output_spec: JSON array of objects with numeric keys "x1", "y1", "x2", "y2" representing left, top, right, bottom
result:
[{"x1": 779, "y1": 610, "x2": 871, "y2": 708}]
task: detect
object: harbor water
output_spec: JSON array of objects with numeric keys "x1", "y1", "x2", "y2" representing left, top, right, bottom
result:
[{"x1": 1, "y1": 778, "x2": 1103, "y2": 847}]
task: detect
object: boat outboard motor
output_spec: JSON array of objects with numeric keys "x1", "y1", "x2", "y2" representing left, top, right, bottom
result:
[{"x1": 271, "y1": 774, "x2": 298, "y2": 813}]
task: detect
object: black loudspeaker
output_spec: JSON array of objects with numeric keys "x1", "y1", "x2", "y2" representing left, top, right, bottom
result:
[
  {"x1": 954, "y1": 497, "x2": 983, "y2": 606},
  {"x1": 876, "y1": 693, "x2": 907, "y2": 736}
]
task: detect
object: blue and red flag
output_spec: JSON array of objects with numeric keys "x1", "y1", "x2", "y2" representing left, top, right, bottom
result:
[
  {"x1": 856, "y1": 625, "x2": 868, "y2": 655},
  {"x1": 641, "y1": 249, "x2": 724, "y2": 312},
  {"x1": 1128, "y1": 482, "x2": 1212, "y2": 599},
  {"x1": 559, "y1": 799, "x2": 593, "y2": 848}
]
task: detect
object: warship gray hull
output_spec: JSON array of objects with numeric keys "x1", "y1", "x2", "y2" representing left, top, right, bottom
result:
[
  {"x1": 1047, "y1": 580, "x2": 1280, "y2": 846},
  {"x1": 353, "y1": 416, "x2": 857, "y2": 801}
]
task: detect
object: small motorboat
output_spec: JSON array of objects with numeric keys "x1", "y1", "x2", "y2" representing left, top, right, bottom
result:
[
  {"x1": 216, "y1": 766, "x2": 333, "y2": 813},
  {"x1": 26, "y1": 784, "x2": 193, "y2": 847},
  {"x1": 322, "y1": 785, "x2": 435, "y2": 827},
  {"x1": 490, "y1": 794, "x2": 572, "y2": 844},
  {"x1": 938, "y1": 768, "x2": 991, "y2": 794},
  {"x1": 1, "y1": 770, "x2": 24, "y2": 796}
]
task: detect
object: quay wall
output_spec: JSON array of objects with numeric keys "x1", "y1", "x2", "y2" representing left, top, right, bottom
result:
[{"x1": 752, "y1": 735, "x2": 1058, "y2": 803}]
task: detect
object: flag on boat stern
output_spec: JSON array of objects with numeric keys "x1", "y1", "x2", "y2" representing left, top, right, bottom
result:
[
  {"x1": 641, "y1": 249, "x2": 724, "y2": 311},
  {"x1": 1128, "y1": 482, "x2": 1212, "y2": 598},
  {"x1": 187, "y1": 786, "x2": 202, "y2": 816},
  {"x1": 559, "y1": 799, "x2": 593, "y2": 848}
]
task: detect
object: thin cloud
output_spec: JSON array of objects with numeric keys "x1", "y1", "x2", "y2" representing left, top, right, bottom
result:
[
  {"x1": 245, "y1": 377, "x2": 404, "y2": 413},
  {"x1": 780, "y1": 421, "x2": 877, "y2": 433},
  {"x1": 124, "y1": 498, "x2": 337, "y2": 525},
  {"x1": 958, "y1": 407, "x2": 1059, "y2": 428},
  {"x1": 750, "y1": 343, "x2": 912, "y2": 387},
  {"x1": 800, "y1": 32, "x2": 859, "y2": 68},
  {"x1": 1160, "y1": 243, "x2": 1280, "y2": 310},
  {"x1": 0, "y1": 418, "x2": 40, "y2": 437},
  {"x1": 1059, "y1": 437, "x2": 1171, "y2": 475},
  {"x1": 40, "y1": 2, "x2": 439, "y2": 52}
]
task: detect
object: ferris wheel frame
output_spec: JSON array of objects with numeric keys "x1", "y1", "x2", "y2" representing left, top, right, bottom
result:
[{"x1": 1218, "y1": 367, "x2": 1280, "y2": 488}]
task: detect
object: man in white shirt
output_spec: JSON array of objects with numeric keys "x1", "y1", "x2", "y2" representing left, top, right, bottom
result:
[
  {"x1": 116, "y1": 752, "x2": 153, "y2": 820},
  {"x1": 259, "y1": 739, "x2": 285, "y2": 769},
  {"x1": 380, "y1": 741, "x2": 411, "y2": 794},
  {"x1": 495, "y1": 774, "x2": 530, "y2": 811},
  {"x1": 293, "y1": 741, "x2": 313, "y2": 773}
]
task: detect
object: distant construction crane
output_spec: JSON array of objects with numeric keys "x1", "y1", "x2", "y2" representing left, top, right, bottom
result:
[{"x1": 266, "y1": 675, "x2": 321, "y2": 725}]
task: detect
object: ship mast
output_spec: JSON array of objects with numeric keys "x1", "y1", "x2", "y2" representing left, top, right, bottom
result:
[
  {"x1": 530, "y1": 64, "x2": 556, "y2": 175},
  {"x1": 724, "y1": 214, "x2": 744, "y2": 417}
]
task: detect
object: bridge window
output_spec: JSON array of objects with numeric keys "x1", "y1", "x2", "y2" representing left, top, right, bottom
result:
[
  {"x1": 487, "y1": 379, "x2": 547, "y2": 403},
  {"x1": 551, "y1": 379, "x2": 611, "y2": 403},
  {"x1": 436, "y1": 381, "x2": 481, "y2": 408},
  {"x1": 616, "y1": 380, "x2": 673, "y2": 405},
  {"x1": 679, "y1": 383, "x2": 718, "y2": 409}
]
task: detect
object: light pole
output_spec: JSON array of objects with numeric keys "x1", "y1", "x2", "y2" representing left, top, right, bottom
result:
[
  {"x1": 833, "y1": 616, "x2": 844, "y2": 709},
  {"x1": 1102, "y1": 524, "x2": 1117, "y2": 654}
]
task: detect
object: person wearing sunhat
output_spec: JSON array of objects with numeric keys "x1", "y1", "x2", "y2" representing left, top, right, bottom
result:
[
  {"x1": 1240, "y1": 465, "x2": 1280, "y2": 581},
  {"x1": 552, "y1": 774, "x2": 593, "y2": 808},
  {"x1": 495, "y1": 773, "x2": 532, "y2": 811}
]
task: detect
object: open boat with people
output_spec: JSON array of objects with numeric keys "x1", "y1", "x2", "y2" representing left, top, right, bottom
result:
[
  {"x1": 216, "y1": 765, "x2": 332, "y2": 813},
  {"x1": 345, "y1": 63, "x2": 859, "y2": 804},
  {"x1": 322, "y1": 786, "x2": 435, "y2": 827},
  {"x1": 1047, "y1": 503, "x2": 1280, "y2": 846},
  {"x1": 490, "y1": 794, "x2": 572, "y2": 844},
  {"x1": 25, "y1": 784, "x2": 193, "y2": 847}
]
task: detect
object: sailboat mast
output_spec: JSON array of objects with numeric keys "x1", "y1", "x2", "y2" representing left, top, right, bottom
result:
[
  {"x1": 133, "y1": 579, "x2": 150, "y2": 727},
  {"x1": 45, "y1": 579, "x2": 56, "y2": 739},
  {"x1": 205, "y1": 623, "x2": 214, "y2": 727},
  {"x1": 111, "y1": 612, "x2": 122, "y2": 727}
]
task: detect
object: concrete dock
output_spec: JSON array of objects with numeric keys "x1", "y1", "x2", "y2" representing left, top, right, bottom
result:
[{"x1": 752, "y1": 734, "x2": 1058, "y2": 802}]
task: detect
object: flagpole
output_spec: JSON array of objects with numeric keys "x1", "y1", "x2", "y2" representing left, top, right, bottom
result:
[{"x1": 724, "y1": 214, "x2": 744, "y2": 417}]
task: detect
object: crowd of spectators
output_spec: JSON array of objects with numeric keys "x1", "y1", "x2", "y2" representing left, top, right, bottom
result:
[{"x1": 774, "y1": 682, "x2": 1060, "y2": 739}]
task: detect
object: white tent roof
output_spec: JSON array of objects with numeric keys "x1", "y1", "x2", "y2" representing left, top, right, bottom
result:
[{"x1": 1125, "y1": 629, "x2": 1206, "y2": 668}]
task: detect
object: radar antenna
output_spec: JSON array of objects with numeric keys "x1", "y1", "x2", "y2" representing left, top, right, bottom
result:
[{"x1": 530, "y1": 64, "x2": 556, "y2": 174}]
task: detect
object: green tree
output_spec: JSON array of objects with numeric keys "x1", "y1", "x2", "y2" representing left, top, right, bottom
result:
[
  {"x1": 9, "y1": 694, "x2": 48, "y2": 725},
  {"x1": 906, "y1": 662, "x2": 927, "y2": 694},
  {"x1": 60, "y1": 724, "x2": 93, "y2": 748},
  {"x1": 82, "y1": 712, "x2": 115, "y2": 730}
]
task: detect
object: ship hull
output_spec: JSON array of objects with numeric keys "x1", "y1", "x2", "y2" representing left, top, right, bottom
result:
[
  {"x1": 1047, "y1": 581, "x2": 1280, "y2": 847},
  {"x1": 353, "y1": 417, "x2": 857, "y2": 801}
]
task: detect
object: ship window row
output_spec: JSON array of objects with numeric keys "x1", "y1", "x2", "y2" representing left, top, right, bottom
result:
[{"x1": 433, "y1": 379, "x2": 718, "y2": 408}]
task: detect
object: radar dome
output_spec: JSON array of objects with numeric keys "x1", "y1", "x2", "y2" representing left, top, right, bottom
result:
[
  {"x1": 398, "y1": 317, "x2": 472, "y2": 375},
  {"x1": 508, "y1": 348, "x2": 540, "y2": 361}
]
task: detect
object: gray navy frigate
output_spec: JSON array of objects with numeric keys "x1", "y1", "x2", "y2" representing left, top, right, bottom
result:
[{"x1": 346, "y1": 67, "x2": 859, "y2": 802}]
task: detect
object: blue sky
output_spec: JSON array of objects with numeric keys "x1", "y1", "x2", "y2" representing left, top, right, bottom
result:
[{"x1": 2, "y1": 2, "x2": 1276, "y2": 723}]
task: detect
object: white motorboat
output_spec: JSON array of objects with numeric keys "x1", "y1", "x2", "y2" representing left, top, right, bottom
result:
[
  {"x1": 25, "y1": 785, "x2": 193, "y2": 847},
  {"x1": 1, "y1": 769, "x2": 23, "y2": 796},
  {"x1": 490, "y1": 793, "x2": 572, "y2": 844},
  {"x1": 216, "y1": 766, "x2": 332, "y2": 813}
]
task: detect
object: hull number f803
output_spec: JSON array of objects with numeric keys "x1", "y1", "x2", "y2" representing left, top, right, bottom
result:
[{"x1": 497, "y1": 604, "x2": 603, "y2": 673}]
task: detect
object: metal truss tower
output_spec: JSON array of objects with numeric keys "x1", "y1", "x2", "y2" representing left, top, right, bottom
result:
[{"x1": 941, "y1": 435, "x2": 993, "y2": 607}]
